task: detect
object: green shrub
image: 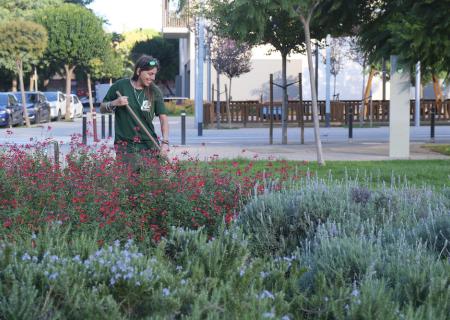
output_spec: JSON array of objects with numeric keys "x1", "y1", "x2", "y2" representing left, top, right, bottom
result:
[
  {"x1": 164, "y1": 99, "x2": 194, "y2": 115},
  {"x1": 237, "y1": 177, "x2": 449, "y2": 257},
  {"x1": 415, "y1": 213, "x2": 450, "y2": 259}
]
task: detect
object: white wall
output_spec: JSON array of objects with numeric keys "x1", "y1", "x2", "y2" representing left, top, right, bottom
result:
[{"x1": 200, "y1": 43, "x2": 392, "y2": 102}]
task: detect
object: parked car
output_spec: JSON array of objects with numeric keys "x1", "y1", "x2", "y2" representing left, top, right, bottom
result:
[
  {"x1": 69, "y1": 94, "x2": 83, "y2": 118},
  {"x1": 44, "y1": 91, "x2": 66, "y2": 121},
  {"x1": 0, "y1": 93, "x2": 24, "y2": 127},
  {"x1": 12, "y1": 91, "x2": 51, "y2": 124}
]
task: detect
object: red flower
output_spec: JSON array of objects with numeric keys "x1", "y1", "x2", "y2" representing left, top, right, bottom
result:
[
  {"x1": 3, "y1": 219, "x2": 12, "y2": 228},
  {"x1": 225, "y1": 214, "x2": 233, "y2": 224},
  {"x1": 79, "y1": 213, "x2": 88, "y2": 223}
]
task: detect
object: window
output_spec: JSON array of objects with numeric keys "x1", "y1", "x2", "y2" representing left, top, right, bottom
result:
[{"x1": 8, "y1": 95, "x2": 18, "y2": 105}]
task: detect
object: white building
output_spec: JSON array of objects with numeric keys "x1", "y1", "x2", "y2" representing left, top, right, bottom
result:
[{"x1": 161, "y1": 0, "x2": 448, "y2": 102}]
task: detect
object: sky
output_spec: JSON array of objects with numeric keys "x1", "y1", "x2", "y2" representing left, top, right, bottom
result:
[{"x1": 88, "y1": 0, "x2": 162, "y2": 33}]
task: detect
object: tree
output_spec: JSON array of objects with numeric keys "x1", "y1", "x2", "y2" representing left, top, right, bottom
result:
[
  {"x1": 206, "y1": 0, "x2": 308, "y2": 145},
  {"x1": 0, "y1": 0, "x2": 63, "y2": 22},
  {"x1": 211, "y1": 37, "x2": 252, "y2": 128},
  {"x1": 79, "y1": 44, "x2": 122, "y2": 141},
  {"x1": 0, "y1": 20, "x2": 48, "y2": 127},
  {"x1": 35, "y1": 3, "x2": 108, "y2": 120},
  {"x1": 131, "y1": 37, "x2": 179, "y2": 95},
  {"x1": 0, "y1": 0, "x2": 62, "y2": 89},
  {"x1": 358, "y1": 0, "x2": 450, "y2": 117},
  {"x1": 322, "y1": 37, "x2": 345, "y2": 98}
]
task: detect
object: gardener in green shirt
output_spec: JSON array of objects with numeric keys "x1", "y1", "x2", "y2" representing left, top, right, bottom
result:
[{"x1": 100, "y1": 55, "x2": 169, "y2": 166}]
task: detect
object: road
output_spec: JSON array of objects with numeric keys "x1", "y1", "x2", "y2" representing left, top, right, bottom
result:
[{"x1": 1, "y1": 115, "x2": 449, "y2": 161}]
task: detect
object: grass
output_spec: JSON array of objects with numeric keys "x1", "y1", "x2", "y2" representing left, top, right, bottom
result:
[
  {"x1": 422, "y1": 144, "x2": 450, "y2": 156},
  {"x1": 209, "y1": 159, "x2": 450, "y2": 188}
]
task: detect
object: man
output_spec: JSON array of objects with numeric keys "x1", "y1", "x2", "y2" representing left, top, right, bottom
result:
[{"x1": 100, "y1": 55, "x2": 169, "y2": 165}]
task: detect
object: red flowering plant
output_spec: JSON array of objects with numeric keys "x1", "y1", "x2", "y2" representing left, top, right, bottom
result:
[{"x1": 0, "y1": 135, "x2": 303, "y2": 245}]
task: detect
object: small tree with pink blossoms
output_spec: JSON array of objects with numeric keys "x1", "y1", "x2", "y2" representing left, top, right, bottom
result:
[{"x1": 211, "y1": 37, "x2": 252, "y2": 128}]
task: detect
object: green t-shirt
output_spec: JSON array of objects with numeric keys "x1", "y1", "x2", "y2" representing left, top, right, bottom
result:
[{"x1": 103, "y1": 78, "x2": 168, "y2": 152}]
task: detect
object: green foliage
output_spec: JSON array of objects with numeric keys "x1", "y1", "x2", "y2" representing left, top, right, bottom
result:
[
  {"x1": 0, "y1": 0, "x2": 63, "y2": 22},
  {"x1": 64, "y1": 0, "x2": 93, "y2": 5},
  {"x1": 238, "y1": 177, "x2": 449, "y2": 257},
  {"x1": 358, "y1": 0, "x2": 450, "y2": 77},
  {"x1": 164, "y1": 99, "x2": 194, "y2": 115},
  {"x1": 0, "y1": 20, "x2": 48, "y2": 73},
  {"x1": 87, "y1": 47, "x2": 124, "y2": 82},
  {"x1": 422, "y1": 144, "x2": 450, "y2": 156},
  {"x1": 208, "y1": 0, "x2": 308, "y2": 55},
  {"x1": 237, "y1": 176, "x2": 450, "y2": 319},
  {"x1": 35, "y1": 3, "x2": 108, "y2": 69},
  {"x1": 1, "y1": 143, "x2": 450, "y2": 318},
  {"x1": 131, "y1": 37, "x2": 179, "y2": 83},
  {"x1": 0, "y1": 225, "x2": 305, "y2": 319}
]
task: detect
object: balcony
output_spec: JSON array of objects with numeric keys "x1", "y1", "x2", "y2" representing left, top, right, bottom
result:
[{"x1": 162, "y1": 1, "x2": 191, "y2": 39}]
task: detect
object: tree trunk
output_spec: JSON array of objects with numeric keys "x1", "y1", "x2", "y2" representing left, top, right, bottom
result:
[
  {"x1": 301, "y1": 16, "x2": 324, "y2": 165},
  {"x1": 12, "y1": 78, "x2": 17, "y2": 92},
  {"x1": 216, "y1": 70, "x2": 221, "y2": 129},
  {"x1": 281, "y1": 53, "x2": 288, "y2": 144},
  {"x1": 34, "y1": 67, "x2": 38, "y2": 91},
  {"x1": 360, "y1": 59, "x2": 366, "y2": 125},
  {"x1": 226, "y1": 77, "x2": 232, "y2": 128},
  {"x1": 224, "y1": 83, "x2": 230, "y2": 128},
  {"x1": 17, "y1": 59, "x2": 31, "y2": 127},
  {"x1": 432, "y1": 74, "x2": 444, "y2": 118},
  {"x1": 64, "y1": 64, "x2": 75, "y2": 121},
  {"x1": 87, "y1": 73, "x2": 98, "y2": 141},
  {"x1": 333, "y1": 75, "x2": 337, "y2": 99},
  {"x1": 29, "y1": 74, "x2": 34, "y2": 91},
  {"x1": 363, "y1": 66, "x2": 375, "y2": 120},
  {"x1": 382, "y1": 58, "x2": 386, "y2": 100}
]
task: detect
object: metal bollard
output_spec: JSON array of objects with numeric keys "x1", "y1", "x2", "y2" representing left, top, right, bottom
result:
[
  {"x1": 82, "y1": 111, "x2": 87, "y2": 145},
  {"x1": 101, "y1": 114, "x2": 105, "y2": 139},
  {"x1": 108, "y1": 114, "x2": 112, "y2": 138},
  {"x1": 92, "y1": 112, "x2": 99, "y2": 142},
  {"x1": 430, "y1": 106, "x2": 435, "y2": 143},
  {"x1": 53, "y1": 140, "x2": 60, "y2": 169},
  {"x1": 348, "y1": 106, "x2": 353, "y2": 143},
  {"x1": 181, "y1": 111, "x2": 186, "y2": 145}
]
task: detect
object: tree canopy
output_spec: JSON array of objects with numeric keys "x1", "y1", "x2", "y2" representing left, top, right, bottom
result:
[
  {"x1": 35, "y1": 4, "x2": 107, "y2": 69},
  {"x1": 35, "y1": 3, "x2": 108, "y2": 120},
  {"x1": 0, "y1": 0, "x2": 63, "y2": 22},
  {"x1": 131, "y1": 37, "x2": 179, "y2": 85},
  {"x1": 0, "y1": 19, "x2": 48, "y2": 126},
  {"x1": 0, "y1": 20, "x2": 48, "y2": 73}
]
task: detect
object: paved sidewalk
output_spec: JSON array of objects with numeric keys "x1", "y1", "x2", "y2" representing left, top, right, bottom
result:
[
  {"x1": 169, "y1": 141, "x2": 450, "y2": 161},
  {"x1": 0, "y1": 116, "x2": 449, "y2": 162}
]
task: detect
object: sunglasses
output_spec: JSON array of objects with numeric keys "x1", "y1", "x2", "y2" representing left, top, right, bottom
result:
[{"x1": 148, "y1": 59, "x2": 159, "y2": 67}]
